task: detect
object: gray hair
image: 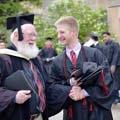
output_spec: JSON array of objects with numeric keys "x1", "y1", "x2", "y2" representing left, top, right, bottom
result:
[{"x1": 10, "y1": 28, "x2": 18, "y2": 43}]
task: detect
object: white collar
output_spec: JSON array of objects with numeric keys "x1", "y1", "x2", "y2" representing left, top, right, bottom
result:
[
  {"x1": 84, "y1": 38, "x2": 98, "y2": 47},
  {"x1": 0, "y1": 48, "x2": 30, "y2": 60},
  {"x1": 66, "y1": 42, "x2": 81, "y2": 51},
  {"x1": 66, "y1": 42, "x2": 81, "y2": 59}
]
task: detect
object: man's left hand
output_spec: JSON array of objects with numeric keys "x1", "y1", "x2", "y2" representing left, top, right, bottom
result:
[{"x1": 69, "y1": 86, "x2": 85, "y2": 101}]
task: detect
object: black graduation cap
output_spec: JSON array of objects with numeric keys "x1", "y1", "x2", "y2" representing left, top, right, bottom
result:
[
  {"x1": 6, "y1": 14, "x2": 34, "y2": 41},
  {"x1": 70, "y1": 62, "x2": 103, "y2": 88}
]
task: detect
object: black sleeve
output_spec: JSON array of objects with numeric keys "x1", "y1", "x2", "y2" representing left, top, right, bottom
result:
[
  {"x1": 46, "y1": 57, "x2": 71, "y2": 117},
  {"x1": 85, "y1": 49, "x2": 115, "y2": 110},
  {"x1": 111, "y1": 42, "x2": 119, "y2": 66},
  {"x1": 0, "y1": 57, "x2": 17, "y2": 112}
]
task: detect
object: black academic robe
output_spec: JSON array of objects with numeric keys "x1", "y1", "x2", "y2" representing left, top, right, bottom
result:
[
  {"x1": 47, "y1": 46, "x2": 115, "y2": 120},
  {"x1": 40, "y1": 47, "x2": 57, "y2": 59},
  {"x1": 0, "y1": 45, "x2": 48, "y2": 120},
  {"x1": 114, "y1": 46, "x2": 120, "y2": 90},
  {"x1": 40, "y1": 48, "x2": 58, "y2": 75},
  {"x1": 102, "y1": 40, "x2": 119, "y2": 66},
  {"x1": 97, "y1": 40, "x2": 120, "y2": 90}
]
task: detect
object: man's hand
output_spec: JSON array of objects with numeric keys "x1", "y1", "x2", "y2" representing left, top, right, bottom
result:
[
  {"x1": 70, "y1": 77, "x2": 82, "y2": 86},
  {"x1": 70, "y1": 69, "x2": 83, "y2": 86},
  {"x1": 15, "y1": 90, "x2": 31, "y2": 104},
  {"x1": 69, "y1": 86, "x2": 85, "y2": 101}
]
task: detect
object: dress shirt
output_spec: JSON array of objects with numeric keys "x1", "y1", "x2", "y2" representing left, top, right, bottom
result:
[
  {"x1": 66, "y1": 42, "x2": 81, "y2": 61},
  {"x1": 66, "y1": 42, "x2": 89, "y2": 97}
]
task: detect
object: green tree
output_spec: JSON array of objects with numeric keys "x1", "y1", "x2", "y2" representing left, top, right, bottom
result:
[
  {"x1": 0, "y1": 0, "x2": 43, "y2": 42},
  {"x1": 36, "y1": 0, "x2": 108, "y2": 52},
  {"x1": 0, "y1": 1, "x2": 28, "y2": 42},
  {"x1": 46, "y1": 0, "x2": 108, "y2": 43}
]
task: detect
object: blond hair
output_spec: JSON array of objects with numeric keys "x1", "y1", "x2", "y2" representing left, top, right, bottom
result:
[{"x1": 55, "y1": 16, "x2": 79, "y2": 36}]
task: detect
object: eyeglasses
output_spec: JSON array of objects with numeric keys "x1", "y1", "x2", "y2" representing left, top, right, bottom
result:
[{"x1": 22, "y1": 33, "x2": 38, "y2": 38}]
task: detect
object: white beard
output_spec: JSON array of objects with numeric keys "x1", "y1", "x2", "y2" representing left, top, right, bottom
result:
[{"x1": 16, "y1": 42, "x2": 39, "y2": 59}]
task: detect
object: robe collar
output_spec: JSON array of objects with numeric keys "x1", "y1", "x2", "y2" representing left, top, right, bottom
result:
[{"x1": 0, "y1": 44, "x2": 30, "y2": 60}]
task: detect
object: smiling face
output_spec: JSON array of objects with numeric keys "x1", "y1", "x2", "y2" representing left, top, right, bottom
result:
[
  {"x1": 55, "y1": 16, "x2": 79, "y2": 47},
  {"x1": 103, "y1": 33, "x2": 111, "y2": 42},
  {"x1": 12, "y1": 24, "x2": 39, "y2": 58},
  {"x1": 21, "y1": 24, "x2": 38, "y2": 46},
  {"x1": 56, "y1": 24, "x2": 74, "y2": 46}
]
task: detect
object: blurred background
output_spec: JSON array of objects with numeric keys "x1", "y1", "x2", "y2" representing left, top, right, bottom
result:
[{"x1": 0, "y1": 0, "x2": 120, "y2": 52}]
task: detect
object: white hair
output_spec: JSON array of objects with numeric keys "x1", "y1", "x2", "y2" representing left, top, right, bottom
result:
[
  {"x1": 10, "y1": 24, "x2": 33, "y2": 42},
  {"x1": 10, "y1": 28, "x2": 18, "y2": 43}
]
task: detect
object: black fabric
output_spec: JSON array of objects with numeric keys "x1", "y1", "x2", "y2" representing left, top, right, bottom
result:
[
  {"x1": 0, "y1": 45, "x2": 48, "y2": 120},
  {"x1": 4, "y1": 70, "x2": 34, "y2": 91},
  {"x1": 96, "y1": 40, "x2": 120, "y2": 92},
  {"x1": 39, "y1": 47, "x2": 57, "y2": 74},
  {"x1": 99, "y1": 40, "x2": 119, "y2": 66},
  {"x1": 70, "y1": 66, "x2": 103, "y2": 88},
  {"x1": 48, "y1": 46, "x2": 115, "y2": 120},
  {"x1": 6, "y1": 14, "x2": 34, "y2": 30},
  {"x1": 47, "y1": 84, "x2": 71, "y2": 117},
  {"x1": 6, "y1": 14, "x2": 34, "y2": 41}
]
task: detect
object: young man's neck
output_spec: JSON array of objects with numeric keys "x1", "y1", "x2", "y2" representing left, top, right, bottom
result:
[{"x1": 67, "y1": 39, "x2": 79, "y2": 49}]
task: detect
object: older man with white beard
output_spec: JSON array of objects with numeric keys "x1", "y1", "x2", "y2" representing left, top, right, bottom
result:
[
  {"x1": 10, "y1": 24, "x2": 39, "y2": 59},
  {"x1": 0, "y1": 14, "x2": 48, "y2": 120}
]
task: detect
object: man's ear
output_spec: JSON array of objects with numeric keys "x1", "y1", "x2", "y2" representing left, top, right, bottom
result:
[
  {"x1": 13, "y1": 31, "x2": 19, "y2": 42},
  {"x1": 11, "y1": 31, "x2": 19, "y2": 44},
  {"x1": 71, "y1": 30, "x2": 76, "y2": 37},
  {"x1": 14, "y1": 31, "x2": 18, "y2": 38}
]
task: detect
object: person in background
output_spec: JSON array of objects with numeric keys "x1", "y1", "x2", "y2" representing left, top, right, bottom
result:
[
  {"x1": 83, "y1": 32, "x2": 99, "y2": 47},
  {"x1": 83, "y1": 32, "x2": 104, "y2": 55},
  {"x1": 102, "y1": 32, "x2": 119, "y2": 75},
  {"x1": 84, "y1": 31, "x2": 120, "y2": 104},
  {"x1": 40, "y1": 38, "x2": 57, "y2": 74},
  {"x1": 47, "y1": 16, "x2": 114, "y2": 120},
  {"x1": 0, "y1": 14, "x2": 48, "y2": 120},
  {"x1": 116, "y1": 46, "x2": 120, "y2": 100},
  {"x1": 102, "y1": 32, "x2": 120, "y2": 103}
]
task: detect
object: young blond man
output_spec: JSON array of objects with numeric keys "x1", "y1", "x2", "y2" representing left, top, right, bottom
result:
[{"x1": 48, "y1": 16, "x2": 114, "y2": 120}]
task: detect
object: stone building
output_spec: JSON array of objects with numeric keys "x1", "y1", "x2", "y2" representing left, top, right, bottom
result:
[
  {"x1": 41, "y1": 0, "x2": 120, "y2": 41},
  {"x1": 85, "y1": 0, "x2": 120, "y2": 41}
]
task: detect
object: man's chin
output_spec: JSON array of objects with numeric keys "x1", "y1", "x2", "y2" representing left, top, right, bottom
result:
[
  {"x1": 59, "y1": 41, "x2": 66, "y2": 46},
  {"x1": 29, "y1": 43, "x2": 35, "y2": 47},
  {"x1": 20, "y1": 51, "x2": 39, "y2": 59},
  {"x1": 17, "y1": 44, "x2": 39, "y2": 59}
]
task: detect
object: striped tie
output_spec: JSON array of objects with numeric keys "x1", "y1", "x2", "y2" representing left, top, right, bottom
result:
[
  {"x1": 30, "y1": 62, "x2": 46, "y2": 112},
  {"x1": 70, "y1": 50, "x2": 77, "y2": 68}
]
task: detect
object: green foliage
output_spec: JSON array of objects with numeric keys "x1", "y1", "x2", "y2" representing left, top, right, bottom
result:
[
  {"x1": 0, "y1": 0, "x2": 42, "y2": 5},
  {"x1": 0, "y1": 1, "x2": 29, "y2": 42},
  {"x1": 26, "y1": 0, "x2": 43, "y2": 6},
  {"x1": 0, "y1": 0, "x2": 108, "y2": 53},
  {"x1": 0, "y1": 0, "x2": 42, "y2": 43},
  {"x1": 46, "y1": 0, "x2": 108, "y2": 42},
  {"x1": 35, "y1": 0, "x2": 108, "y2": 52},
  {"x1": 0, "y1": 2, "x2": 22, "y2": 26},
  {"x1": 34, "y1": 16, "x2": 57, "y2": 49}
]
